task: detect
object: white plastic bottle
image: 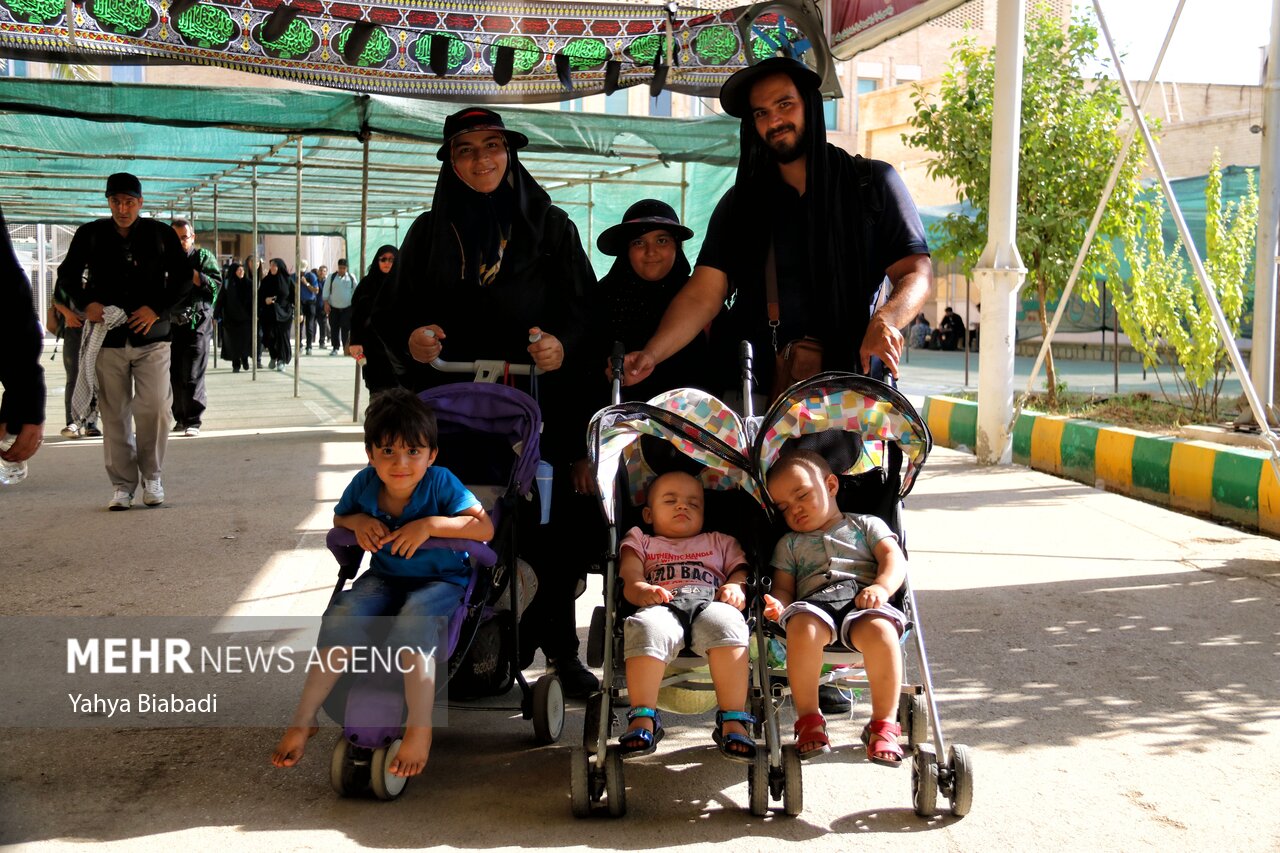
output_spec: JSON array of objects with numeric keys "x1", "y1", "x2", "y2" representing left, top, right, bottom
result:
[{"x1": 0, "y1": 434, "x2": 28, "y2": 485}]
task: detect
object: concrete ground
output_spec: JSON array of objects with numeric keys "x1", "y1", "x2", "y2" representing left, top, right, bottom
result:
[{"x1": 1, "y1": 348, "x2": 1276, "y2": 851}]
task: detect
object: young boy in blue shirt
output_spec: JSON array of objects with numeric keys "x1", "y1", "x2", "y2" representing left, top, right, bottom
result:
[{"x1": 272, "y1": 388, "x2": 494, "y2": 778}]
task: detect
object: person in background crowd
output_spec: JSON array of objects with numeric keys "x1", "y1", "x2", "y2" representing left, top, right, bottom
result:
[
  {"x1": 169, "y1": 219, "x2": 221, "y2": 437},
  {"x1": 348, "y1": 244, "x2": 399, "y2": 393}
]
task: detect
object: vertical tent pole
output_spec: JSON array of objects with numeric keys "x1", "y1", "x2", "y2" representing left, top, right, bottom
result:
[
  {"x1": 251, "y1": 165, "x2": 259, "y2": 381},
  {"x1": 354, "y1": 131, "x2": 370, "y2": 423},
  {"x1": 680, "y1": 161, "x2": 687, "y2": 223},
  {"x1": 212, "y1": 185, "x2": 219, "y2": 369},
  {"x1": 1251, "y1": 0, "x2": 1280, "y2": 423},
  {"x1": 294, "y1": 136, "x2": 303, "y2": 397},
  {"x1": 972, "y1": 0, "x2": 1028, "y2": 464},
  {"x1": 587, "y1": 181, "x2": 594, "y2": 254}
]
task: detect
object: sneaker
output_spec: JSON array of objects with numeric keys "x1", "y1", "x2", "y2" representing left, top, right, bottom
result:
[
  {"x1": 275, "y1": 363, "x2": 286, "y2": 373},
  {"x1": 549, "y1": 656, "x2": 600, "y2": 700},
  {"x1": 142, "y1": 478, "x2": 165, "y2": 507},
  {"x1": 818, "y1": 683, "x2": 852, "y2": 715},
  {"x1": 330, "y1": 349, "x2": 339, "y2": 356},
  {"x1": 84, "y1": 425, "x2": 101, "y2": 437},
  {"x1": 108, "y1": 489, "x2": 133, "y2": 511},
  {"x1": 172, "y1": 423, "x2": 184, "y2": 433},
  {"x1": 184, "y1": 425, "x2": 200, "y2": 437},
  {"x1": 268, "y1": 359, "x2": 277, "y2": 370},
  {"x1": 61, "y1": 423, "x2": 81, "y2": 439}
]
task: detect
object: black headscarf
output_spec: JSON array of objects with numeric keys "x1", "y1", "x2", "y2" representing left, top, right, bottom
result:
[{"x1": 363, "y1": 244, "x2": 399, "y2": 282}]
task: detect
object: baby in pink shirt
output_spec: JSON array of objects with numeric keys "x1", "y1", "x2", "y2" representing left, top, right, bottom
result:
[{"x1": 616, "y1": 471, "x2": 755, "y2": 763}]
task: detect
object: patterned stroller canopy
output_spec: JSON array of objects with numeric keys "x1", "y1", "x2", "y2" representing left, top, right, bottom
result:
[
  {"x1": 754, "y1": 372, "x2": 932, "y2": 498},
  {"x1": 589, "y1": 388, "x2": 766, "y2": 524}
]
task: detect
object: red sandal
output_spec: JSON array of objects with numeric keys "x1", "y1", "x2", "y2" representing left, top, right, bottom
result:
[
  {"x1": 862, "y1": 719, "x2": 904, "y2": 768},
  {"x1": 793, "y1": 712, "x2": 831, "y2": 761}
]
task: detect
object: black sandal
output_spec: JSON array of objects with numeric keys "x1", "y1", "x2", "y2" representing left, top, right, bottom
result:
[
  {"x1": 618, "y1": 706, "x2": 664, "y2": 758},
  {"x1": 713, "y1": 709, "x2": 758, "y2": 764}
]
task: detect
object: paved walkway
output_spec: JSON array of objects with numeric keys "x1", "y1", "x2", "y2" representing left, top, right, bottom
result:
[{"x1": 1, "y1": 347, "x2": 1276, "y2": 851}]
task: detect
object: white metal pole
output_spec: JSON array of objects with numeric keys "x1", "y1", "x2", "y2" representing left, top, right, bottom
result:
[
  {"x1": 1250, "y1": 0, "x2": 1280, "y2": 423},
  {"x1": 251, "y1": 165, "x2": 259, "y2": 381},
  {"x1": 972, "y1": 0, "x2": 1028, "y2": 464},
  {"x1": 294, "y1": 136, "x2": 303, "y2": 397}
]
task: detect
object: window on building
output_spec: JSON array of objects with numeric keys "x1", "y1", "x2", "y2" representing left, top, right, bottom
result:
[
  {"x1": 110, "y1": 65, "x2": 144, "y2": 83},
  {"x1": 559, "y1": 98, "x2": 584, "y2": 112},
  {"x1": 649, "y1": 88, "x2": 672, "y2": 117},
  {"x1": 605, "y1": 90, "x2": 628, "y2": 115},
  {"x1": 1, "y1": 60, "x2": 29, "y2": 78},
  {"x1": 857, "y1": 78, "x2": 879, "y2": 95},
  {"x1": 823, "y1": 99, "x2": 838, "y2": 131}
]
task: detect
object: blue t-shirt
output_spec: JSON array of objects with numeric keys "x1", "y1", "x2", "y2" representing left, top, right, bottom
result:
[
  {"x1": 334, "y1": 465, "x2": 480, "y2": 584},
  {"x1": 300, "y1": 271, "x2": 319, "y2": 303}
]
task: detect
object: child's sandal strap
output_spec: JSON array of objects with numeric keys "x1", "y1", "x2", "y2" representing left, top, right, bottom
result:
[
  {"x1": 716, "y1": 710, "x2": 757, "y2": 726},
  {"x1": 626, "y1": 706, "x2": 658, "y2": 721}
]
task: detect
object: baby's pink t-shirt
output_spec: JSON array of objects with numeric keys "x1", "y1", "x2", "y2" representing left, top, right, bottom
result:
[{"x1": 620, "y1": 527, "x2": 747, "y2": 595}]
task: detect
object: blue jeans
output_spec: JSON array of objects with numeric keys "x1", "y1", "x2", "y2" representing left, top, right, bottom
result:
[{"x1": 317, "y1": 572, "x2": 464, "y2": 660}]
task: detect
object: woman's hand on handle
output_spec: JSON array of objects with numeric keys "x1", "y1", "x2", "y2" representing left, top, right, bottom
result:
[
  {"x1": 621, "y1": 349, "x2": 655, "y2": 386},
  {"x1": 527, "y1": 327, "x2": 563, "y2": 371},
  {"x1": 408, "y1": 325, "x2": 446, "y2": 363}
]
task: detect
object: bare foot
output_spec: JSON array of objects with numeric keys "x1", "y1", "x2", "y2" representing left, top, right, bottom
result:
[
  {"x1": 271, "y1": 724, "x2": 319, "y2": 767},
  {"x1": 388, "y1": 725, "x2": 431, "y2": 777}
]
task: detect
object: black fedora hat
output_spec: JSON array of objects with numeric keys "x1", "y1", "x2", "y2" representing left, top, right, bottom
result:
[
  {"x1": 436, "y1": 107, "x2": 529, "y2": 161},
  {"x1": 719, "y1": 56, "x2": 821, "y2": 119},
  {"x1": 596, "y1": 200, "x2": 694, "y2": 256}
]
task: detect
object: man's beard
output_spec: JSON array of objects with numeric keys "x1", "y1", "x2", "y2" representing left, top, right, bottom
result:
[{"x1": 766, "y1": 125, "x2": 806, "y2": 164}]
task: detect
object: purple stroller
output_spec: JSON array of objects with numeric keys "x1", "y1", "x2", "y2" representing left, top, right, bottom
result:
[{"x1": 322, "y1": 382, "x2": 564, "y2": 800}]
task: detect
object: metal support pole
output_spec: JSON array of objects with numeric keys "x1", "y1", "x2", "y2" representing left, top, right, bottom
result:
[
  {"x1": 972, "y1": 0, "x2": 1028, "y2": 464},
  {"x1": 251, "y1": 165, "x2": 259, "y2": 381},
  {"x1": 1250, "y1": 0, "x2": 1280, "y2": 423},
  {"x1": 294, "y1": 136, "x2": 303, "y2": 398},
  {"x1": 586, "y1": 181, "x2": 594, "y2": 253},
  {"x1": 1099, "y1": 2, "x2": 1280, "y2": 469},
  {"x1": 680, "y1": 161, "x2": 687, "y2": 224},
  {"x1": 354, "y1": 131, "x2": 370, "y2": 422},
  {"x1": 212, "y1": 186, "x2": 219, "y2": 369}
]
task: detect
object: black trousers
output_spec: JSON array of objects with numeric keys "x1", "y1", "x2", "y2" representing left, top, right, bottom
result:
[
  {"x1": 300, "y1": 301, "x2": 319, "y2": 349},
  {"x1": 170, "y1": 315, "x2": 212, "y2": 428}
]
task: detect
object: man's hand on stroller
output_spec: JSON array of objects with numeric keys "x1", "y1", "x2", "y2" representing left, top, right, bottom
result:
[
  {"x1": 620, "y1": 349, "x2": 655, "y2": 386},
  {"x1": 627, "y1": 581, "x2": 673, "y2": 607},
  {"x1": 348, "y1": 514, "x2": 390, "y2": 552},
  {"x1": 408, "y1": 324, "x2": 446, "y2": 363},
  {"x1": 385, "y1": 518, "x2": 433, "y2": 558},
  {"x1": 860, "y1": 314, "x2": 904, "y2": 378},
  {"x1": 570, "y1": 459, "x2": 598, "y2": 496},
  {"x1": 527, "y1": 327, "x2": 563, "y2": 370}
]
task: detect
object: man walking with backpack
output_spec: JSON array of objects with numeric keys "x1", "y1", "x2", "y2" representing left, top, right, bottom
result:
[
  {"x1": 169, "y1": 219, "x2": 220, "y2": 437},
  {"x1": 57, "y1": 173, "x2": 191, "y2": 510},
  {"x1": 323, "y1": 258, "x2": 357, "y2": 356}
]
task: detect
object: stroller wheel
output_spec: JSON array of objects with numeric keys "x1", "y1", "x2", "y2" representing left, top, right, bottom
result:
[
  {"x1": 569, "y1": 748, "x2": 593, "y2": 818},
  {"x1": 900, "y1": 693, "x2": 928, "y2": 749},
  {"x1": 329, "y1": 736, "x2": 362, "y2": 797},
  {"x1": 781, "y1": 744, "x2": 803, "y2": 817},
  {"x1": 747, "y1": 750, "x2": 769, "y2": 816},
  {"x1": 604, "y1": 745, "x2": 627, "y2": 817},
  {"x1": 912, "y1": 744, "x2": 939, "y2": 817},
  {"x1": 532, "y1": 674, "x2": 565, "y2": 744},
  {"x1": 369, "y1": 739, "x2": 409, "y2": 801},
  {"x1": 582, "y1": 691, "x2": 615, "y2": 756},
  {"x1": 947, "y1": 744, "x2": 974, "y2": 817},
  {"x1": 586, "y1": 606, "x2": 606, "y2": 669}
]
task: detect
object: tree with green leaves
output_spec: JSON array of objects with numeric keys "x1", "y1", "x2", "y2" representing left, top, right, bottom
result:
[
  {"x1": 1111, "y1": 154, "x2": 1257, "y2": 420},
  {"x1": 904, "y1": 9, "x2": 1146, "y2": 405}
]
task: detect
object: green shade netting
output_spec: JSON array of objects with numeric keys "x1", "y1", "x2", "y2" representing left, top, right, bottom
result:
[{"x1": 0, "y1": 76, "x2": 741, "y2": 260}]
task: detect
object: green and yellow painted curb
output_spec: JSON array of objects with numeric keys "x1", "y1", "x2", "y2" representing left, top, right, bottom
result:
[{"x1": 923, "y1": 395, "x2": 1280, "y2": 536}]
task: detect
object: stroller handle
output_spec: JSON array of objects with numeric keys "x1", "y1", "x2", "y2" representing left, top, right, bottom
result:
[
  {"x1": 423, "y1": 328, "x2": 544, "y2": 377},
  {"x1": 609, "y1": 341, "x2": 625, "y2": 406}
]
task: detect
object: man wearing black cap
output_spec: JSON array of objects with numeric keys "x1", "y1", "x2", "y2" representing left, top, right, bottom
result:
[
  {"x1": 623, "y1": 56, "x2": 932, "y2": 396},
  {"x1": 57, "y1": 172, "x2": 192, "y2": 510}
]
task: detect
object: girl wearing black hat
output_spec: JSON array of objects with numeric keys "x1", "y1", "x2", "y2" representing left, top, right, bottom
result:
[{"x1": 374, "y1": 106, "x2": 598, "y2": 698}]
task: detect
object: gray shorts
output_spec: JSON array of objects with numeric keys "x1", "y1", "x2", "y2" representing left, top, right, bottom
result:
[
  {"x1": 777, "y1": 600, "x2": 907, "y2": 651},
  {"x1": 624, "y1": 601, "x2": 749, "y2": 663}
]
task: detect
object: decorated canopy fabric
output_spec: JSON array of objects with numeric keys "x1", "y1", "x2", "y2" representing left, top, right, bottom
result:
[{"x1": 0, "y1": 0, "x2": 812, "y2": 101}]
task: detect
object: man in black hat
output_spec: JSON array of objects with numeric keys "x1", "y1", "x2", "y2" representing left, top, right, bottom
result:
[
  {"x1": 622, "y1": 56, "x2": 932, "y2": 395},
  {"x1": 57, "y1": 172, "x2": 192, "y2": 510}
]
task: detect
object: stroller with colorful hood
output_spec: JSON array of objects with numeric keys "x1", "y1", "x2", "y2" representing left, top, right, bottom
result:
[
  {"x1": 322, "y1": 380, "x2": 564, "y2": 801},
  {"x1": 571, "y1": 352, "x2": 775, "y2": 818},
  {"x1": 749, "y1": 369, "x2": 973, "y2": 818}
]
